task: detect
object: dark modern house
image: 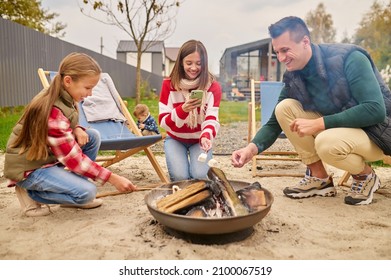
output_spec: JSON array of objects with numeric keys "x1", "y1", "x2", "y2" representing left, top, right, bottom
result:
[{"x1": 219, "y1": 38, "x2": 285, "y2": 99}]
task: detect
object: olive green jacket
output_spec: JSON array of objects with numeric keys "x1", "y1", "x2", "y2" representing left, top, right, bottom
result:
[{"x1": 4, "y1": 89, "x2": 79, "y2": 182}]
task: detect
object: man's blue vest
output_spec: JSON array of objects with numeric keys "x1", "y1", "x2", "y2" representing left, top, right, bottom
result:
[{"x1": 283, "y1": 43, "x2": 391, "y2": 155}]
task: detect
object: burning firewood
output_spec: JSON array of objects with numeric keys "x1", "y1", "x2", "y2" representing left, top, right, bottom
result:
[{"x1": 207, "y1": 167, "x2": 249, "y2": 216}]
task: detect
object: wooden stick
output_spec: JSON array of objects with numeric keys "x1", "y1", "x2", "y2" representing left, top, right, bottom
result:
[
  {"x1": 254, "y1": 173, "x2": 303, "y2": 177},
  {"x1": 96, "y1": 190, "x2": 130, "y2": 198},
  {"x1": 96, "y1": 183, "x2": 171, "y2": 198}
]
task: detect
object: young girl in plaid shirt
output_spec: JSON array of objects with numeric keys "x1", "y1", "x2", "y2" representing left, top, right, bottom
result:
[{"x1": 4, "y1": 53, "x2": 137, "y2": 217}]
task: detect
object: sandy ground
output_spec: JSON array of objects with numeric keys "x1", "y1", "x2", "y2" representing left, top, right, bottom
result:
[{"x1": 1, "y1": 148, "x2": 390, "y2": 260}]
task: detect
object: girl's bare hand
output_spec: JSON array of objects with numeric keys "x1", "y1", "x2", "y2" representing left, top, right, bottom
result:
[
  {"x1": 108, "y1": 173, "x2": 137, "y2": 192},
  {"x1": 200, "y1": 137, "x2": 212, "y2": 151},
  {"x1": 74, "y1": 127, "x2": 89, "y2": 146},
  {"x1": 182, "y1": 98, "x2": 202, "y2": 112}
]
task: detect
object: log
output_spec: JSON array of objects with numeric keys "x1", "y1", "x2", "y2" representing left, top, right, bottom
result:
[
  {"x1": 156, "y1": 181, "x2": 210, "y2": 212},
  {"x1": 162, "y1": 190, "x2": 211, "y2": 214}
]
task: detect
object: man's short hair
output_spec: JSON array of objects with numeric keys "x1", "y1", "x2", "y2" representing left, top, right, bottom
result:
[{"x1": 268, "y1": 16, "x2": 310, "y2": 43}]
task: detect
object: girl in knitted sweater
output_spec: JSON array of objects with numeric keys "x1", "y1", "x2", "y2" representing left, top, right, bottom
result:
[{"x1": 159, "y1": 40, "x2": 222, "y2": 181}]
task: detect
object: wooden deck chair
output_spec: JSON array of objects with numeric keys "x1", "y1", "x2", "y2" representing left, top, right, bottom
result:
[
  {"x1": 249, "y1": 79, "x2": 303, "y2": 177},
  {"x1": 37, "y1": 68, "x2": 169, "y2": 183}
]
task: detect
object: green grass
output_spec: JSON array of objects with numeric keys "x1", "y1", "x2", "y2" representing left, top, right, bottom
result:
[
  {"x1": 219, "y1": 100, "x2": 252, "y2": 123},
  {"x1": 0, "y1": 106, "x2": 25, "y2": 151},
  {"x1": 0, "y1": 99, "x2": 252, "y2": 152}
]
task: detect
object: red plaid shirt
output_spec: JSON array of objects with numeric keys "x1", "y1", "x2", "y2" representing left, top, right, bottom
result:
[{"x1": 45, "y1": 107, "x2": 112, "y2": 185}]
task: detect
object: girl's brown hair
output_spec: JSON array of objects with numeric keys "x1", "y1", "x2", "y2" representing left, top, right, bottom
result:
[
  {"x1": 170, "y1": 40, "x2": 214, "y2": 90},
  {"x1": 12, "y1": 52, "x2": 101, "y2": 160}
]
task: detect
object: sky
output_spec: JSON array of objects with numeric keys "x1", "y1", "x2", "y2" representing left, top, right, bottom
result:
[{"x1": 41, "y1": 0, "x2": 377, "y2": 74}]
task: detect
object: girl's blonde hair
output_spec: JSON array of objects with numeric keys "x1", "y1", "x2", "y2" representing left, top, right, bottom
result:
[
  {"x1": 12, "y1": 52, "x2": 101, "y2": 160},
  {"x1": 170, "y1": 40, "x2": 214, "y2": 90}
]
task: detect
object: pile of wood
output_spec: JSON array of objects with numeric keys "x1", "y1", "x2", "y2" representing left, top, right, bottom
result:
[
  {"x1": 156, "y1": 181, "x2": 211, "y2": 213},
  {"x1": 156, "y1": 168, "x2": 268, "y2": 217}
]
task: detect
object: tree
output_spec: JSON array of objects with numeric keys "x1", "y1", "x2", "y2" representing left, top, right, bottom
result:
[
  {"x1": 0, "y1": 0, "x2": 66, "y2": 37},
  {"x1": 340, "y1": 30, "x2": 353, "y2": 44},
  {"x1": 305, "y1": 2, "x2": 336, "y2": 43},
  {"x1": 354, "y1": 0, "x2": 391, "y2": 71},
  {"x1": 81, "y1": 0, "x2": 183, "y2": 104}
]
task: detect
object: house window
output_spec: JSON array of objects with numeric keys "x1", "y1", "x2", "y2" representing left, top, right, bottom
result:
[{"x1": 236, "y1": 50, "x2": 261, "y2": 88}]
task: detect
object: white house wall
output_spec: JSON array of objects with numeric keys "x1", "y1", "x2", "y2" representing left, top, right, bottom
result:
[
  {"x1": 126, "y1": 52, "x2": 153, "y2": 72},
  {"x1": 164, "y1": 57, "x2": 175, "y2": 77}
]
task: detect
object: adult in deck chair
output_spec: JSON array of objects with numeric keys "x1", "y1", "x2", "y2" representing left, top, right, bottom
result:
[
  {"x1": 232, "y1": 16, "x2": 391, "y2": 206},
  {"x1": 38, "y1": 67, "x2": 168, "y2": 184},
  {"x1": 4, "y1": 53, "x2": 137, "y2": 217}
]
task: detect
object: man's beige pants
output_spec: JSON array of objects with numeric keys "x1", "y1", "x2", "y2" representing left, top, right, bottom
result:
[{"x1": 275, "y1": 99, "x2": 384, "y2": 174}]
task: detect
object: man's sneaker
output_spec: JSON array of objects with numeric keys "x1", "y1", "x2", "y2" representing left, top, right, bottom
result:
[
  {"x1": 344, "y1": 171, "x2": 380, "y2": 205},
  {"x1": 283, "y1": 168, "x2": 336, "y2": 199}
]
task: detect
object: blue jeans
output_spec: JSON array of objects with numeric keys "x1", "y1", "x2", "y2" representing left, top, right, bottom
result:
[
  {"x1": 17, "y1": 129, "x2": 101, "y2": 205},
  {"x1": 164, "y1": 136, "x2": 212, "y2": 182}
]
